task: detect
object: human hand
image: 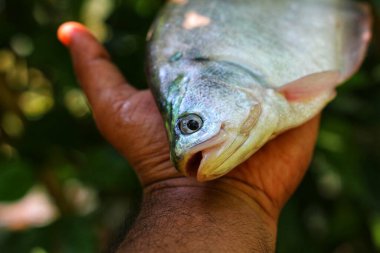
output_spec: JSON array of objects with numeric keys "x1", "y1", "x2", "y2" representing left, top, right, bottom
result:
[{"x1": 58, "y1": 22, "x2": 320, "y2": 252}]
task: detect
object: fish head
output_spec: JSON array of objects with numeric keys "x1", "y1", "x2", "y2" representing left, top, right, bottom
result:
[{"x1": 169, "y1": 75, "x2": 263, "y2": 182}]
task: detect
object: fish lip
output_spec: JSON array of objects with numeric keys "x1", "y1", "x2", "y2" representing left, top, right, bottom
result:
[
  {"x1": 196, "y1": 135, "x2": 247, "y2": 182},
  {"x1": 178, "y1": 127, "x2": 228, "y2": 177},
  {"x1": 178, "y1": 126, "x2": 252, "y2": 182},
  {"x1": 196, "y1": 135, "x2": 250, "y2": 182}
]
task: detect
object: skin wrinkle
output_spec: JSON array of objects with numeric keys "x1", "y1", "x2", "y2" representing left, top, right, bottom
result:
[
  {"x1": 75, "y1": 50, "x2": 111, "y2": 71},
  {"x1": 237, "y1": 158, "x2": 281, "y2": 215},
  {"x1": 99, "y1": 93, "x2": 166, "y2": 166},
  {"x1": 256, "y1": 164, "x2": 271, "y2": 204},
  {"x1": 76, "y1": 63, "x2": 124, "y2": 93},
  {"x1": 226, "y1": 210, "x2": 273, "y2": 253},
  {"x1": 275, "y1": 155, "x2": 300, "y2": 197},
  {"x1": 138, "y1": 164, "x2": 178, "y2": 187},
  {"x1": 135, "y1": 152, "x2": 169, "y2": 170},
  {"x1": 94, "y1": 101, "x2": 130, "y2": 151},
  {"x1": 144, "y1": 178, "x2": 277, "y2": 225},
  {"x1": 220, "y1": 176, "x2": 277, "y2": 221},
  {"x1": 120, "y1": 186, "x2": 274, "y2": 253},
  {"x1": 134, "y1": 138, "x2": 169, "y2": 158},
  {"x1": 105, "y1": 84, "x2": 136, "y2": 103},
  {"x1": 262, "y1": 162, "x2": 294, "y2": 209},
  {"x1": 268, "y1": 140, "x2": 315, "y2": 207},
  {"x1": 113, "y1": 100, "x2": 142, "y2": 128},
  {"x1": 125, "y1": 197, "x2": 180, "y2": 250}
]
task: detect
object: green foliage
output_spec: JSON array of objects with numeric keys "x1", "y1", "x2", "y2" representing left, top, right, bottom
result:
[
  {"x1": 0, "y1": 0, "x2": 379, "y2": 252},
  {"x1": 0, "y1": 160, "x2": 34, "y2": 201}
]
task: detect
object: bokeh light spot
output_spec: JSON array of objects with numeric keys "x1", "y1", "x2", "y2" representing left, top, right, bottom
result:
[
  {"x1": 81, "y1": 0, "x2": 114, "y2": 42},
  {"x1": 30, "y1": 247, "x2": 48, "y2": 253},
  {"x1": 10, "y1": 34, "x2": 34, "y2": 57},
  {"x1": 6, "y1": 60, "x2": 28, "y2": 90},
  {"x1": 64, "y1": 179, "x2": 98, "y2": 215},
  {"x1": 33, "y1": 4, "x2": 49, "y2": 25},
  {"x1": 1, "y1": 112, "x2": 24, "y2": 138},
  {"x1": 0, "y1": 144, "x2": 17, "y2": 158},
  {"x1": 0, "y1": 50, "x2": 15, "y2": 73},
  {"x1": 0, "y1": 186, "x2": 59, "y2": 231},
  {"x1": 303, "y1": 205, "x2": 328, "y2": 238},
  {"x1": 318, "y1": 130, "x2": 344, "y2": 153},
  {"x1": 18, "y1": 91, "x2": 54, "y2": 119},
  {"x1": 64, "y1": 89, "x2": 90, "y2": 118},
  {"x1": 370, "y1": 214, "x2": 380, "y2": 251},
  {"x1": 29, "y1": 68, "x2": 52, "y2": 90},
  {"x1": 135, "y1": 0, "x2": 161, "y2": 17},
  {"x1": 317, "y1": 170, "x2": 342, "y2": 199}
]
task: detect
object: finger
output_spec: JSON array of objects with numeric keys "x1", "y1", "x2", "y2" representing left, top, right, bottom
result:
[
  {"x1": 227, "y1": 115, "x2": 321, "y2": 218},
  {"x1": 278, "y1": 114, "x2": 321, "y2": 167},
  {"x1": 57, "y1": 22, "x2": 180, "y2": 185},
  {"x1": 57, "y1": 22, "x2": 137, "y2": 110},
  {"x1": 257, "y1": 114, "x2": 321, "y2": 207},
  {"x1": 57, "y1": 22, "x2": 142, "y2": 163}
]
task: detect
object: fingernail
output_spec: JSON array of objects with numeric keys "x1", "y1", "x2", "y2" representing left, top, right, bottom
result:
[{"x1": 57, "y1": 22, "x2": 88, "y2": 46}]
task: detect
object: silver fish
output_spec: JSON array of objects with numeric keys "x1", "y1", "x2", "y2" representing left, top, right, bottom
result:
[{"x1": 146, "y1": 0, "x2": 372, "y2": 181}]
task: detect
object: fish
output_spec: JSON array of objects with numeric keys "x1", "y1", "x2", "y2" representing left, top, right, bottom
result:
[{"x1": 146, "y1": 0, "x2": 372, "y2": 181}]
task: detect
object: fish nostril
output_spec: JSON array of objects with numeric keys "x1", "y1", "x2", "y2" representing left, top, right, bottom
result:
[{"x1": 186, "y1": 151, "x2": 203, "y2": 177}]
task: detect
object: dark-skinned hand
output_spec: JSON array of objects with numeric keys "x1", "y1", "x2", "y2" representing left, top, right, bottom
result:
[{"x1": 58, "y1": 22, "x2": 320, "y2": 252}]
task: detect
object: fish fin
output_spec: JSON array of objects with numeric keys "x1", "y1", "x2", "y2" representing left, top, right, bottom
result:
[
  {"x1": 339, "y1": 2, "x2": 372, "y2": 82},
  {"x1": 278, "y1": 71, "x2": 340, "y2": 102}
]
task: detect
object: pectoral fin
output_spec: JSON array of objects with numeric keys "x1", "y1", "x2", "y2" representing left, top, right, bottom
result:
[{"x1": 278, "y1": 71, "x2": 341, "y2": 102}]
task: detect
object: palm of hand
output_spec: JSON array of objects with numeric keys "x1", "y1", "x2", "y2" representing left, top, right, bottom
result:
[{"x1": 60, "y1": 22, "x2": 320, "y2": 219}]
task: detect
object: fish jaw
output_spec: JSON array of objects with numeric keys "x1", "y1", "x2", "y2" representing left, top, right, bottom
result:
[
  {"x1": 195, "y1": 133, "x2": 251, "y2": 182},
  {"x1": 177, "y1": 124, "x2": 258, "y2": 181},
  {"x1": 177, "y1": 127, "x2": 230, "y2": 178}
]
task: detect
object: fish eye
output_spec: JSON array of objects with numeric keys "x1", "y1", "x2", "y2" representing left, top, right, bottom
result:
[{"x1": 178, "y1": 114, "x2": 203, "y2": 135}]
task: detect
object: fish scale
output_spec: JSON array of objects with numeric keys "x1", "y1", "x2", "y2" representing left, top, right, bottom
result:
[
  {"x1": 146, "y1": 0, "x2": 371, "y2": 181},
  {"x1": 150, "y1": 0, "x2": 347, "y2": 87}
]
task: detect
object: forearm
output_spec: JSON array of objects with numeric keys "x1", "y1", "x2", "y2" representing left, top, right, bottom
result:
[{"x1": 117, "y1": 178, "x2": 277, "y2": 253}]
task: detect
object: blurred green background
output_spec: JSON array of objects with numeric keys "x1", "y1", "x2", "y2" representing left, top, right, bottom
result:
[{"x1": 0, "y1": 0, "x2": 379, "y2": 252}]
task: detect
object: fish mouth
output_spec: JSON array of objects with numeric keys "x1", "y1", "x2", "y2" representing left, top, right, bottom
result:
[
  {"x1": 178, "y1": 127, "x2": 228, "y2": 179},
  {"x1": 185, "y1": 151, "x2": 203, "y2": 178},
  {"x1": 178, "y1": 127, "x2": 250, "y2": 182}
]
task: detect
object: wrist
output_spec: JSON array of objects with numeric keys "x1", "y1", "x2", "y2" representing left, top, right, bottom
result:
[
  {"x1": 118, "y1": 177, "x2": 278, "y2": 253},
  {"x1": 145, "y1": 177, "x2": 279, "y2": 222}
]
